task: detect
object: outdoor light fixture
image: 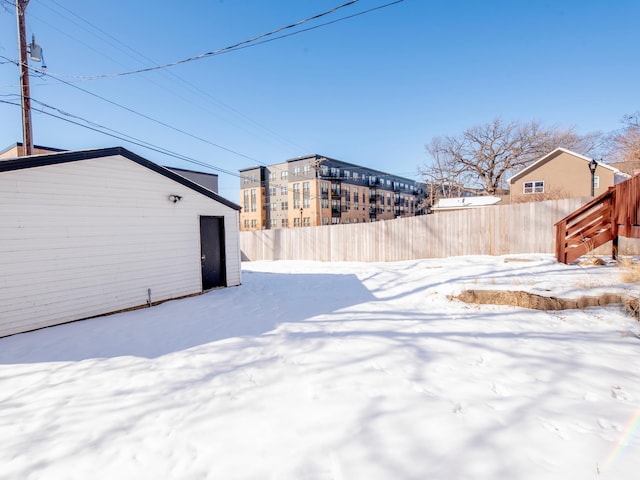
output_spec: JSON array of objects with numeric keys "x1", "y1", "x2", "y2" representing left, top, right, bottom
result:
[
  {"x1": 168, "y1": 194, "x2": 183, "y2": 203},
  {"x1": 588, "y1": 158, "x2": 598, "y2": 197}
]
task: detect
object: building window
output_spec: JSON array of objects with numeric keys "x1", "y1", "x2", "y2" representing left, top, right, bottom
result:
[
  {"x1": 322, "y1": 217, "x2": 329, "y2": 225},
  {"x1": 344, "y1": 217, "x2": 350, "y2": 224},
  {"x1": 270, "y1": 219, "x2": 277, "y2": 227},
  {"x1": 282, "y1": 218, "x2": 289, "y2": 227},
  {"x1": 353, "y1": 218, "x2": 358, "y2": 223},
  {"x1": 251, "y1": 219, "x2": 257, "y2": 228},
  {"x1": 303, "y1": 198, "x2": 310, "y2": 208},
  {"x1": 293, "y1": 183, "x2": 300, "y2": 193},
  {"x1": 303, "y1": 182, "x2": 310, "y2": 194},
  {"x1": 269, "y1": 172, "x2": 276, "y2": 180},
  {"x1": 270, "y1": 203, "x2": 277, "y2": 211},
  {"x1": 281, "y1": 171, "x2": 288, "y2": 179},
  {"x1": 281, "y1": 201, "x2": 289, "y2": 210},
  {"x1": 293, "y1": 166, "x2": 300, "y2": 176},
  {"x1": 294, "y1": 198, "x2": 300, "y2": 209},
  {"x1": 281, "y1": 186, "x2": 288, "y2": 195},
  {"x1": 321, "y1": 182, "x2": 329, "y2": 193},
  {"x1": 293, "y1": 217, "x2": 301, "y2": 227},
  {"x1": 303, "y1": 164, "x2": 310, "y2": 175},
  {"x1": 321, "y1": 198, "x2": 329, "y2": 209},
  {"x1": 331, "y1": 217, "x2": 340, "y2": 224},
  {"x1": 321, "y1": 165, "x2": 329, "y2": 176},
  {"x1": 244, "y1": 219, "x2": 249, "y2": 229},
  {"x1": 523, "y1": 181, "x2": 544, "y2": 194},
  {"x1": 344, "y1": 170, "x2": 350, "y2": 178},
  {"x1": 303, "y1": 217, "x2": 310, "y2": 226},
  {"x1": 269, "y1": 187, "x2": 276, "y2": 196}
]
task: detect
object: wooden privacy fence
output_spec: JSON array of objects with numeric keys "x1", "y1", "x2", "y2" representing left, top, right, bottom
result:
[{"x1": 240, "y1": 198, "x2": 640, "y2": 263}]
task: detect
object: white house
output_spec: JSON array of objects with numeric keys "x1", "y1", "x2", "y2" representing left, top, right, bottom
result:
[{"x1": 0, "y1": 147, "x2": 241, "y2": 337}]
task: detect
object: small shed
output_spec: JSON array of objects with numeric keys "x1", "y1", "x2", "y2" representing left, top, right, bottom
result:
[
  {"x1": 431, "y1": 196, "x2": 502, "y2": 212},
  {"x1": 0, "y1": 147, "x2": 241, "y2": 337}
]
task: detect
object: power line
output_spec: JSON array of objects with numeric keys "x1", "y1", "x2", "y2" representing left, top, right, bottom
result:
[
  {"x1": 0, "y1": 53, "x2": 267, "y2": 165},
  {"x1": 41, "y1": 0, "x2": 403, "y2": 80},
  {"x1": 1, "y1": 52, "x2": 297, "y2": 179},
  {"x1": 36, "y1": 0, "x2": 311, "y2": 155},
  {"x1": 0, "y1": 97, "x2": 246, "y2": 179}
]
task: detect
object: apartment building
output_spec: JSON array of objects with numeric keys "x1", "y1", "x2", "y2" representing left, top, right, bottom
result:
[{"x1": 239, "y1": 154, "x2": 427, "y2": 231}]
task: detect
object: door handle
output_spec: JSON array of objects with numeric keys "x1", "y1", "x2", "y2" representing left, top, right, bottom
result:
[{"x1": 201, "y1": 254, "x2": 206, "y2": 262}]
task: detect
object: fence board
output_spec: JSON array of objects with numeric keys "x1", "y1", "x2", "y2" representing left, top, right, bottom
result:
[{"x1": 240, "y1": 198, "x2": 640, "y2": 262}]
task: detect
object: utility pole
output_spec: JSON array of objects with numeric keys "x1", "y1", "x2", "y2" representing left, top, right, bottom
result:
[{"x1": 16, "y1": 0, "x2": 33, "y2": 156}]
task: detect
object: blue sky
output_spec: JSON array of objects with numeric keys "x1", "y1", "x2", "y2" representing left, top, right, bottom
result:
[{"x1": 1, "y1": 0, "x2": 638, "y2": 200}]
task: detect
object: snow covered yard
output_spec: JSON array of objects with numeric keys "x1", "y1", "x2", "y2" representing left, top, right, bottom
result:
[{"x1": 1, "y1": 254, "x2": 639, "y2": 480}]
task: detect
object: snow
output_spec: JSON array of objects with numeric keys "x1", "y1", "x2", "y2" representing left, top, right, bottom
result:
[{"x1": 1, "y1": 254, "x2": 639, "y2": 480}]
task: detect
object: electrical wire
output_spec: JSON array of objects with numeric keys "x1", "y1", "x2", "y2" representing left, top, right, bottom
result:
[
  {"x1": 35, "y1": 0, "x2": 311, "y2": 155},
  {"x1": 2, "y1": 1, "x2": 408, "y2": 179},
  {"x1": 0, "y1": 53, "x2": 268, "y2": 165},
  {"x1": 0, "y1": 97, "x2": 246, "y2": 179},
  {"x1": 41, "y1": 0, "x2": 403, "y2": 80}
]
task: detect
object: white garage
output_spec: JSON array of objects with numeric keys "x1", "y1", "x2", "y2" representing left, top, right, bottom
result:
[{"x1": 0, "y1": 147, "x2": 241, "y2": 337}]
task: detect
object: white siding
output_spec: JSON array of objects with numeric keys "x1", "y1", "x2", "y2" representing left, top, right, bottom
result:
[{"x1": 0, "y1": 155, "x2": 241, "y2": 337}]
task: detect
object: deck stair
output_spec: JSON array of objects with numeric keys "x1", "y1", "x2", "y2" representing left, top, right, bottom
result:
[{"x1": 555, "y1": 174, "x2": 640, "y2": 264}]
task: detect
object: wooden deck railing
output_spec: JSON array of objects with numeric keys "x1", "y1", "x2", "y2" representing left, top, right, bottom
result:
[{"x1": 555, "y1": 174, "x2": 640, "y2": 263}]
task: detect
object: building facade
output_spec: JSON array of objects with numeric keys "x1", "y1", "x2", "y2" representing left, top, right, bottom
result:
[
  {"x1": 509, "y1": 148, "x2": 628, "y2": 203},
  {"x1": 239, "y1": 154, "x2": 427, "y2": 231}
]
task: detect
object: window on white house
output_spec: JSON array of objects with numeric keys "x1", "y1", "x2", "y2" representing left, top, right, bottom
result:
[{"x1": 524, "y1": 181, "x2": 544, "y2": 194}]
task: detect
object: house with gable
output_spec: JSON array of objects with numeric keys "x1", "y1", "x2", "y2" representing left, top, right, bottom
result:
[{"x1": 509, "y1": 148, "x2": 629, "y2": 203}]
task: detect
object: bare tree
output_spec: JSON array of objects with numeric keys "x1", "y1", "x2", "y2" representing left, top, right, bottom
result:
[
  {"x1": 606, "y1": 112, "x2": 640, "y2": 163},
  {"x1": 420, "y1": 117, "x2": 600, "y2": 196}
]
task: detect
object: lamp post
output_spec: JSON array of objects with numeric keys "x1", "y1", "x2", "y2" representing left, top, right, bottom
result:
[
  {"x1": 588, "y1": 158, "x2": 598, "y2": 197},
  {"x1": 300, "y1": 207, "x2": 304, "y2": 227}
]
